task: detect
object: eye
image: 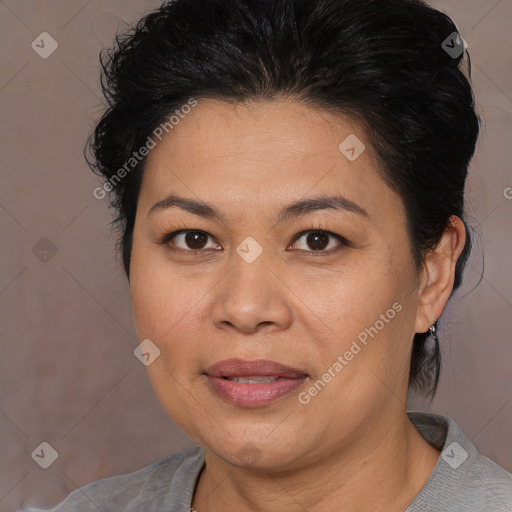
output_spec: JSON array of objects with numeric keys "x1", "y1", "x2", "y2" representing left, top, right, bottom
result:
[
  {"x1": 158, "y1": 228, "x2": 349, "y2": 256},
  {"x1": 289, "y1": 230, "x2": 348, "y2": 253},
  {"x1": 162, "y1": 230, "x2": 221, "y2": 252}
]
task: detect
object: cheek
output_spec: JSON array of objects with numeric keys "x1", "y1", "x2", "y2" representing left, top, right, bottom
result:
[
  {"x1": 316, "y1": 247, "x2": 412, "y2": 336},
  {"x1": 129, "y1": 257, "x2": 208, "y2": 426},
  {"x1": 314, "y1": 245, "x2": 416, "y2": 378},
  {"x1": 130, "y1": 276, "x2": 210, "y2": 388},
  {"x1": 130, "y1": 239, "x2": 202, "y2": 339},
  {"x1": 129, "y1": 241, "x2": 221, "y2": 390},
  {"x1": 129, "y1": 263, "x2": 199, "y2": 399}
]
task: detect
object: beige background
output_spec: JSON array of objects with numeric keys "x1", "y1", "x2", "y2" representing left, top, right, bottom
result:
[{"x1": 0, "y1": 1, "x2": 510, "y2": 510}]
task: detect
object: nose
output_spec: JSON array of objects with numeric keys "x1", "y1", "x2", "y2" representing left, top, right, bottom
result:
[{"x1": 211, "y1": 252, "x2": 293, "y2": 334}]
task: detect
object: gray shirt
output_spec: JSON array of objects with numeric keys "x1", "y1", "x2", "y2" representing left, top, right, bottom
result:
[{"x1": 21, "y1": 412, "x2": 512, "y2": 511}]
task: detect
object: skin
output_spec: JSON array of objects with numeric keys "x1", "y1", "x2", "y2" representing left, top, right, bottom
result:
[{"x1": 129, "y1": 98, "x2": 466, "y2": 512}]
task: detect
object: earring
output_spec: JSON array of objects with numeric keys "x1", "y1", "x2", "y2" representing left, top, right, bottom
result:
[{"x1": 429, "y1": 318, "x2": 438, "y2": 341}]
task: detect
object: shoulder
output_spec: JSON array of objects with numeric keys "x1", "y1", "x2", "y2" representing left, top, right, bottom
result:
[
  {"x1": 407, "y1": 412, "x2": 512, "y2": 512},
  {"x1": 19, "y1": 445, "x2": 205, "y2": 512}
]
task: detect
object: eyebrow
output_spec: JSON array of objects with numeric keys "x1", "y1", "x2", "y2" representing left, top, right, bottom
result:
[{"x1": 147, "y1": 193, "x2": 370, "y2": 222}]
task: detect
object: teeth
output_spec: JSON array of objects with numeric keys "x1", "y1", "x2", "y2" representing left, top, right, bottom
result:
[{"x1": 226, "y1": 376, "x2": 280, "y2": 383}]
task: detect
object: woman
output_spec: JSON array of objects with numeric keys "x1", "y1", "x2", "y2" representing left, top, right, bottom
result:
[{"x1": 23, "y1": 0, "x2": 512, "y2": 510}]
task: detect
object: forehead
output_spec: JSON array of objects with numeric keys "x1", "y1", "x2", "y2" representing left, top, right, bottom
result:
[
  {"x1": 138, "y1": 98, "x2": 398, "y2": 220},
  {"x1": 145, "y1": 98, "x2": 372, "y2": 168}
]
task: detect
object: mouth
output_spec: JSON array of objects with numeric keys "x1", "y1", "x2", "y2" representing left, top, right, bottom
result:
[
  {"x1": 203, "y1": 358, "x2": 309, "y2": 407},
  {"x1": 222, "y1": 376, "x2": 283, "y2": 383}
]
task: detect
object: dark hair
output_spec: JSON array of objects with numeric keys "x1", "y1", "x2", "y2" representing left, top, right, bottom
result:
[{"x1": 86, "y1": 0, "x2": 480, "y2": 396}]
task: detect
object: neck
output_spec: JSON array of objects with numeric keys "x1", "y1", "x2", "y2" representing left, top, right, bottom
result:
[{"x1": 192, "y1": 414, "x2": 440, "y2": 512}]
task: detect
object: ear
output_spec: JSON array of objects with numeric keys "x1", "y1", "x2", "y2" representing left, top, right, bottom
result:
[{"x1": 415, "y1": 216, "x2": 466, "y2": 333}]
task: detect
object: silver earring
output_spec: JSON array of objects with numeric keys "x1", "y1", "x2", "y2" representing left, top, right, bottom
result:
[{"x1": 429, "y1": 318, "x2": 438, "y2": 340}]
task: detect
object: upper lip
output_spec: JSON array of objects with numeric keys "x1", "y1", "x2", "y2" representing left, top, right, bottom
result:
[{"x1": 204, "y1": 358, "x2": 308, "y2": 379}]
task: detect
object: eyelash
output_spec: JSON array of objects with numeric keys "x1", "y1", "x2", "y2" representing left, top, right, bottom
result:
[{"x1": 156, "y1": 223, "x2": 350, "y2": 257}]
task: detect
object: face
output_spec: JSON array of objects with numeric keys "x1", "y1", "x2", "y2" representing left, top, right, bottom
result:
[{"x1": 129, "y1": 98, "x2": 422, "y2": 470}]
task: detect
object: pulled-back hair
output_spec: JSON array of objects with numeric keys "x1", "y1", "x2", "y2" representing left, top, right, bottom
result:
[{"x1": 87, "y1": 0, "x2": 481, "y2": 396}]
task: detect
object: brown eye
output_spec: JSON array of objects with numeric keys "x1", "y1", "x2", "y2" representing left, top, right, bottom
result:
[
  {"x1": 290, "y1": 230, "x2": 348, "y2": 253},
  {"x1": 306, "y1": 232, "x2": 329, "y2": 250},
  {"x1": 184, "y1": 231, "x2": 209, "y2": 250},
  {"x1": 163, "y1": 230, "x2": 221, "y2": 252}
]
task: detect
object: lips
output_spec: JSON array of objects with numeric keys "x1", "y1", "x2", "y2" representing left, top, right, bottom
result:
[
  {"x1": 204, "y1": 358, "x2": 308, "y2": 379},
  {"x1": 204, "y1": 358, "x2": 309, "y2": 407}
]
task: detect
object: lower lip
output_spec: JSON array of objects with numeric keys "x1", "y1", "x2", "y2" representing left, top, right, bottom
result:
[{"x1": 205, "y1": 376, "x2": 308, "y2": 407}]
